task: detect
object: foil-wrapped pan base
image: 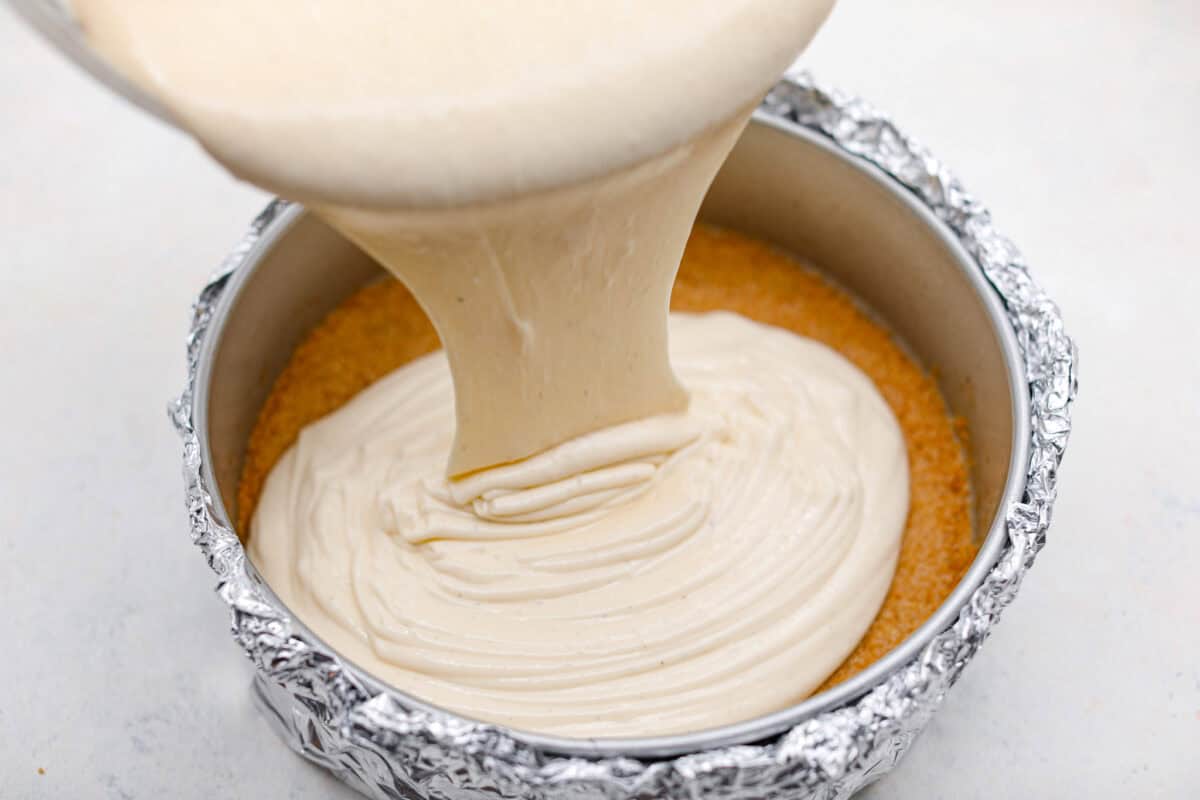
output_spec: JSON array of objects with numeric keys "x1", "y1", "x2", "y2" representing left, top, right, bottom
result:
[{"x1": 171, "y1": 74, "x2": 1077, "y2": 799}]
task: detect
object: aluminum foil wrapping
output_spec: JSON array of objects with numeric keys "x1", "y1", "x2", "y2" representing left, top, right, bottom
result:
[{"x1": 170, "y1": 74, "x2": 1077, "y2": 800}]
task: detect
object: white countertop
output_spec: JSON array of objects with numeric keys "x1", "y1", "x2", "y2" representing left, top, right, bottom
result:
[{"x1": 1, "y1": 2, "x2": 1197, "y2": 797}]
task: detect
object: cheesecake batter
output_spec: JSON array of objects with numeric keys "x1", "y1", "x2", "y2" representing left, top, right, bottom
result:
[
  {"x1": 250, "y1": 312, "x2": 908, "y2": 736},
  {"x1": 73, "y1": 0, "x2": 835, "y2": 473},
  {"x1": 74, "y1": 0, "x2": 917, "y2": 738}
]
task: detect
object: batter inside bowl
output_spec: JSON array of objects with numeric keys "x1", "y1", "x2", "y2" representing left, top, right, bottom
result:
[{"x1": 238, "y1": 225, "x2": 974, "y2": 737}]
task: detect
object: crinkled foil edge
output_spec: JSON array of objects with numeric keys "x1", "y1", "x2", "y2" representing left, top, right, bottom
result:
[{"x1": 170, "y1": 74, "x2": 1077, "y2": 800}]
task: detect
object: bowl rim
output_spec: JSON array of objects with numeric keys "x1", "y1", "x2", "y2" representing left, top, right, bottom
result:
[
  {"x1": 192, "y1": 105, "x2": 1032, "y2": 760},
  {"x1": 7, "y1": 0, "x2": 178, "y2": 125}
]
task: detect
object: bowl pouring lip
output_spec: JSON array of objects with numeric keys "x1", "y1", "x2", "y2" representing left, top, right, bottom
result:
[
  {"x1": 6, "y1": 0, "x2": 178, "y2": 126},
  {"x1": 193, "y1": 112, "x2": 1032, "y2": 761}
]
